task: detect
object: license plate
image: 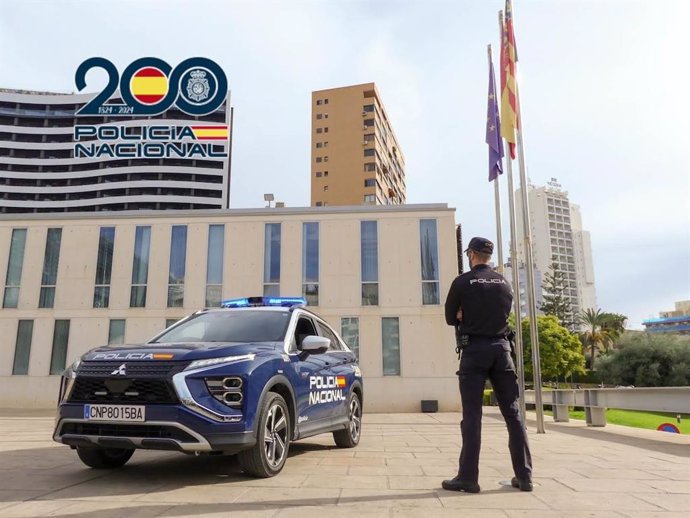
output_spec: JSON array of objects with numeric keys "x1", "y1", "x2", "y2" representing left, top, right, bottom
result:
[{"x1": 84, "y1": 404, "x2": 145, "y2": 422}]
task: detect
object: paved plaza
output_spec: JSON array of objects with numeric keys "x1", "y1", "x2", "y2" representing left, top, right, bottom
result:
[{"x1": 0, "y1": 408, "x2": 688, "y2": 517}]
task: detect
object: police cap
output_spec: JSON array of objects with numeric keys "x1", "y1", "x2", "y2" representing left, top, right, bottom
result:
[{"x1": 465, "y1": 237, "x2": 494, "y2": 255}]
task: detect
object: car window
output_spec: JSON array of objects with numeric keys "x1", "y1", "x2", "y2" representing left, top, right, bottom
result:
[
  {"x1": 292, "y1": 316, "x2": 318, "y2": 352},
  {"x1": 317, "y1": 321, "x2": 342, "y2": 351},
  {"x1": 150, "y1": 310, "x2": 290, "y2": 343}
]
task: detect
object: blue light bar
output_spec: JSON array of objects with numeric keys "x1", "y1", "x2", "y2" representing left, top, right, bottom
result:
[{"x1": 221, "y1": 296, "x2": 307, "y2": 308}]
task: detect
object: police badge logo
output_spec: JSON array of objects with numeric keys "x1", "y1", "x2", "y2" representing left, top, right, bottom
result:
[{"x1": 186, "y1": 69, "x2": 210, "y2": 102}]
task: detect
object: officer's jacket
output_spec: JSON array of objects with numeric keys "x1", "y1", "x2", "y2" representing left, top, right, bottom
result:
[{"x1": 444, "y1": 264, "x2": 512, "y2": 337}]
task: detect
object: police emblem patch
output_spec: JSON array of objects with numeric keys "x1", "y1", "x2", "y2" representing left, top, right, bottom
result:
[{"x1": 186, "y1": 69, "x2": 210, "y2": 102}]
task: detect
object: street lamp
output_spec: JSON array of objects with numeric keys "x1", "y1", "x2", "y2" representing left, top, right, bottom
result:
[{"x1": 263, "y1": 193, "x2": 274, "y2": 208}]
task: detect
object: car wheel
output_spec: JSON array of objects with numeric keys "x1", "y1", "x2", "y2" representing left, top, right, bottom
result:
[
  {"x1": 238, "y1": 392, "x2": 291, "y2": 478},
  {"x1": 76, "y1": 446, "x2": 134, "y2": 469},
  {"x1": 333, "y1": 391, "x2": 362, "y2": 448}
]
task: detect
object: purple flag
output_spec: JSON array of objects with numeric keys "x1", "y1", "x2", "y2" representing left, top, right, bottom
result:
[{"x1": 486, "y1": 55, "x2": 504, "y2": 182}]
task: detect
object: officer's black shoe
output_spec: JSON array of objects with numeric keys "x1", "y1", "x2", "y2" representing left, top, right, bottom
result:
[
  {"x1": 511, "y1": 477, "x2": 533, "y2": 492},
  {"x1": 441, "y1": 477, "x2": 480, "y2": 493}
]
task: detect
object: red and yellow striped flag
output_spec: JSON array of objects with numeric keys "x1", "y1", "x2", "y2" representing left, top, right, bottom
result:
[
  {"x1": 191, "y1": 125, "x2": 229, "y2": 140},
  {"x1": 500, "y1": 0, "x2": 518, "y2": 159}
]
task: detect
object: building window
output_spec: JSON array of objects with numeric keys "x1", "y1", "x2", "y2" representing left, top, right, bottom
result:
[
  {"x1": 364, "y1": 179, "x2": 376, "y2": 187},
  {"x1": 315, "y1": 157, "x2": 322, "y2": 163},
  {"x1": 363, "y1": 194, "x2": 376, "y2": 204},
  {"x1": 323, "y1": 113, "x2": 328, "y2": 119},
  {"x1": 361, "y1": 221, "x2": 379, "y2": 305},
  {"x1": 316, "y1": 99, "x2": 323, "y2": 105},
  {"x1": 363, "y1": 104, "x2": 375, "y2": 112},
  {"x1": 93, "y1": 227, "x2": 115, "y2": 308},
  {"x1": 316, "y1": 128, "x2": 323, "y2": 134},
  {"x1": 264, "y1": 223, "x2": 281, "y2": 296},
  {"x1": 316, "y1": 113, "x2": 323, "y2": 119},
  {"x1": 382, "y1": 317, "x2": 400, "y2": 376},
  {"x1": 323, "y1": 141, "x2": 328, "y2": 147},
  {"x1": 341, "y1": 317, "x2": 359, "y2": 359},
  {"x1": 167, "y1": 225, "x2": 187, "y2": 308},
  {"x1": 324, "y1": 99, "x2": 329, "y2": 104},
  {"x1": 49, "y1": 320, "x2": 70, "y2": 375},
  {"x1": 364, "y1": 148, "x2": 375, "y2": 157},
  {"x1": 420, "y1": 219, "x2": 440, "y2": 304},
  {"x1": 364, "y1": 163, "x2": 376, "y2": 172},
  {"x1": 316, "y1": 142, "x2": 323, "y2": 148},
  {"x1": 315, "y1": 202, "x2": 323, "y2": 207},
  {"x1": 323, "y1": 185, "x2": 329, "y2": 191},
  {"x1": 323, "y1": 156, "x2": 329, "y2": 162},
  {"x1": 12, "y1": 320, "x2": 33, "y2": 375},
  {"x1": 206, "y1": 224, "x2": 224, "y2": 307},
  {"x1": 108, "y1": 319, "x2": 125, "y2": 345},
  {"x1": 315, "y1": 172, "x2": 322, "y2": 178},
  {"x1": 324, "y1": 127, "x2": 329, "y2": 133},
  {"x1": 130, "y1": 226, "x2": 151, "y2": 308},
  {"x1": 302, "y1": 222, "x2": 319, "y2": 306},
  {"x1": 3, "y1": 228, "x2": 27, "y2": 308},
  {"x1": 363, "y1": 118, "x2": 374, "y2": 127},
  {"x1": 165, "y1": 318, "x2": 179, "y2": 329},
  {"x1": 39, "y1": 228, "x2": 62, "y2": 308},
  {"x1": 324, "y1": 171, "x2": 329, "y2": 177}
]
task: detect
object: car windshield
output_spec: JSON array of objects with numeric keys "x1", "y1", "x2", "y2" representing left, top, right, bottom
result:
[{"x1": 150, "y1": 310, "x2": 290, "y2": 343}]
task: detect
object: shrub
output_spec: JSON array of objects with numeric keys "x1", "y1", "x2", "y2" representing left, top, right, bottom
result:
[{"x1": 596, "y1": 333, "x2": 690, "y2": 387}]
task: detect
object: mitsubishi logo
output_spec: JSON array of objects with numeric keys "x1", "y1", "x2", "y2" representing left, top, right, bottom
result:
[{"x1": 111, "y1": 363, "x2": 126, "y2": 376}]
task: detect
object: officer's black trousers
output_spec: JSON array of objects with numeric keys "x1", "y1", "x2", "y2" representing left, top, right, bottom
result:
[{"x1": 456, "y1": 337, "x2": 532, "y2": 483}]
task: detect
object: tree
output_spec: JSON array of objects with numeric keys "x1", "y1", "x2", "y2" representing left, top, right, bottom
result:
[
  {"x1": 597, "y1": 334, "x2": 690, "y2": 386},
  {"x1": 519, "y1": 315, "x2": 586, "y2": 380},
  {"x1": 540, "y1": 260, "x2": 573, "y2": 329},
  {"x1": 577, "y1": 309, "x2": 628, "y2": 368},
  {"x1": 600, "y1": 313, "x2": 627, "y2": 354}
]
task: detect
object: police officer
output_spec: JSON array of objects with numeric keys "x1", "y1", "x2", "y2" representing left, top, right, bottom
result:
[{"x1": 441, "y1": 237, "x2": 533, "y2": 493}]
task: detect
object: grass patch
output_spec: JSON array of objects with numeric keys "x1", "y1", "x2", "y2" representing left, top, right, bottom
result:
[{"x1": 545, "y1": 408, "x2": 690, "y2": 434}]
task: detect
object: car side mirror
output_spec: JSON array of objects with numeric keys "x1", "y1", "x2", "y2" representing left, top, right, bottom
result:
[{"x1": 300, "y1": 335, "x2": 330, "y2": 355}]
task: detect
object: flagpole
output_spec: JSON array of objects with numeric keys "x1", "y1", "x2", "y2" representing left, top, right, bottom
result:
[
  {"x1": 488, "y1": 44, "x2": 504, "y2": 275},
  {"x1": 510, "y1": 0, "x2": 545, "y2": 434},
  {"x1": 498, "y1": 10, "x2": 526, "y2": 423}
]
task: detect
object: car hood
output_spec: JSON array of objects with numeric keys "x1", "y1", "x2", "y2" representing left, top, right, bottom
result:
[{"x1": 82, "y1": 342, "x2": 283, "y2": 362}]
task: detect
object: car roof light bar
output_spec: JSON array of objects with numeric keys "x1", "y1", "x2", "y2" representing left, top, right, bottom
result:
[{"x1": 221, "y1": 296, "x2": 307, "y2": 308}]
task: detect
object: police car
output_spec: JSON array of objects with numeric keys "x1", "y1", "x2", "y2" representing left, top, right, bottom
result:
[{"x1": 53, "y1": 297, "x2": 363, "y2": 477}]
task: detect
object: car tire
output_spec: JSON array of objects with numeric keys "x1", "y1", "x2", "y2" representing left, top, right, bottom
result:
[
  {"x1": 333, "y1": 391, "x2": 362, "y2": 448},
  {"x1": 76, "y1": 446, "x2": 134, "y2": 469},
  {"x1": 238, "y1": 391, "x2": 291, "y2": 478}
]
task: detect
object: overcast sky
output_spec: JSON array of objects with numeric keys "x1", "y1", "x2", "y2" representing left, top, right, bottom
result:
[{"x1": 1, "y1": 0, "x2": 688, "y2": 329}]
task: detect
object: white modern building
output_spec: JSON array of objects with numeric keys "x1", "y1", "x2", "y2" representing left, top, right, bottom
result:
[
  {"x1": 0, "y1": 89, "x2": 231, "y2": 213},
  {"x1": 503, "y1": 261, "x2": 544, "y2": 317},
  {"x1": 0, "y1": 204, "x2": 461, "y2": 412},
  {"x1": 515, "y1": 179, "x2": 597, "y2": 323}
]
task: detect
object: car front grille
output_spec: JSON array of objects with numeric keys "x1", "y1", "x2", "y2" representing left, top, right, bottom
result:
[
  {"x1": 60, "y1": 422, "x2": 198, "y2": 442},
  {"x1": 68, "y1": 378, "x2": 178, "y2": 404},
  {"x1": 77, "y1": 361, "x2": 188, "y2": 378}
]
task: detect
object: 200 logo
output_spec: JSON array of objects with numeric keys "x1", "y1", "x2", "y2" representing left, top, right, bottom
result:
[{"x1": 75, "y1": 57, "x2": 228, "y2": 117}]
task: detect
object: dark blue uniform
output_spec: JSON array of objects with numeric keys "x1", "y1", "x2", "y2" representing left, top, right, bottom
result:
[{"x1": 445, "y1": 263, "x2": 532, "y2": 487}]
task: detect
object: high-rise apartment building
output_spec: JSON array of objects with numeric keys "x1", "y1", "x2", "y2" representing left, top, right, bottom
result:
[
  {"x1": 0, "y1": 89, "x2": 231, "y2": 213},
  {"x1": 515, "y1": 178, "x2": 597, "y2": 323},
  {"x1": 311, "y1": 83, "x2": 406, "y2": 207}
]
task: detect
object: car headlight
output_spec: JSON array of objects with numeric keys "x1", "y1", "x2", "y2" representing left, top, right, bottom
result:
[
  {"x1": 186, "y1": 354, "x2": 256, "y2": 371},
  {"x1": 69, "y1": 358, "x2": 81, "y2": 376}
]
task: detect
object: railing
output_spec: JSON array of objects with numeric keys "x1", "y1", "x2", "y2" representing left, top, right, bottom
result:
[{"x1": 523, "y1": 387, "x2": 690, "y2": 427}]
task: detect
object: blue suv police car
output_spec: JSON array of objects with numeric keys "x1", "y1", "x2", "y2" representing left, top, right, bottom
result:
[{"x1": 53, "y1": 297, "x2": 363, "y2": 477}]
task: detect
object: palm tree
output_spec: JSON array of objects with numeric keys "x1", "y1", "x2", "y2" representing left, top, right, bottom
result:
[
  {"x1": 600, "y1": 313, "x2": 627, "y2": 354},
  {"x1": 577, "y1": 309, "x2": 627, "y2": 369}
]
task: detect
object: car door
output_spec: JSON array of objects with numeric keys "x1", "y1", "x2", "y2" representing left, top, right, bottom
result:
[
  {"x1": 316, "y1": 320, "x2": 353, "y2": 419},
  {"x1": 289, "y1": 314, "x2": 333, "y2": 428}
]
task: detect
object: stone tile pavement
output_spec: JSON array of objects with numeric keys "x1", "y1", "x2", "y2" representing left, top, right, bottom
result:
[{"x1": 0, "y1": 407, "x2": 688, "y2": 517}]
